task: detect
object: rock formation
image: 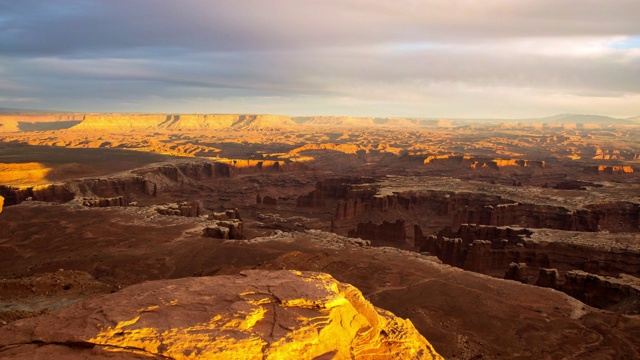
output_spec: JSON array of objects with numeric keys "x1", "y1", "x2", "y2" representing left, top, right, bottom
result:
[
  {"x1": 0, "y1": 113, "x2": 84, "y2": 132},
  {"x1": 209, "y1": 208, "x2": 241, "y2": 221},
  {"x1": 538, "y1": 270, "x2": 640, "y2": 314},
  {"x1": 65, "y1": 113, "x2": 299, "y2": 132},
  {"x1": 0, "y1": 161, "x2": 232, "y2": 206},
  {"x1": 0, "y1": 195, "x2": 3, "y2": 214},
  {"x1": 155, "y1": 201, "x2": 200, "y2": 217},
  {"x1": 203, "y1": 219, "x2": 244, "y2": 240},
  {"x1": 81, "y1": 196, "x2": 126, "y2": 207},
  {"x1": 418, "y1": 224, "x2": 640, "y2": 278},
  {"x1": 348, "y1": 219, "x2": 408, "y2": 245},
  {"x1": 296, "y1": 189, "x2": 326, "y2": 207},
  {"x1": 0, "y1": 270, "x2": 442, "y2": 359},
  {"x1": 0, "y1": 183, "x2": 75, "y2": 206},
  {"x1": 423, "y1": 155, "x2": 546, "y2": 169},
  {"x1": 583, "y1": 165, "x2": 634, "y2": 174},
  {"x1": 300, "y1": 178, "x2": 640, "y2": 234},
  {"x1": 203, "y1": 210, "x2": 244, "y2": 239},
  {"x1": 505, "y1": 262, "x2": 529, "y2": 283},
  {"x1": 414, "y1": 224, "x2": 640, "y2": 312},
  {"x1": 535, "y1": 268, "x2": 559, "y2": 288}
]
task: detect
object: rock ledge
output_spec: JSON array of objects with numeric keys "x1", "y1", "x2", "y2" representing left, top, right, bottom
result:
[{"x1": 0, "y1": 270, "x2": 442, "y2": 359}]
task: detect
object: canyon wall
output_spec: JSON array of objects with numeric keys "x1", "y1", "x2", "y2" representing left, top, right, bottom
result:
[
  {"x1": 298, "y1": 179, "x2": 639, "y2": 233},
  {"x1": 347, "y1": 219, "x2": 407, "y2": 245},
  {"x1": 294, "y1": 178, "x2": 640, "y2": 313},
  {"x1": 221, "y1": 159, "x2": 308, "y2": 173},
  {"x1": 0, "y1": 114, "x2": 84, "y2": 132},
  {"x1": 560, "y1": 271, "x2": 640, "y2": 313},
  {"x1": 68, "y1": 114, "x2": 298, "y2": 132},
  {"x1": 415, "y1": 224, "x2": 640, "y2": 313},
  {"x1": 0, "y1": 161, "x2": 232, "y2": 206},
  {"x1": 423, "y1": 154, "x2": 546, "y2": 169},
  {"x1": 416, "y1": 224, "x2": 640, "y2": 278},
  {"x1": 583, "y1": 165, "x2": 635, "y2": 174}
]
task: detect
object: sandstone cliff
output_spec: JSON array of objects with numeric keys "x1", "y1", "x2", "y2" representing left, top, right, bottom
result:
[
  {"x1": 0, "y1": 270, "x2": 442, "y2": 359},
  {"x1": 0, "y1": 160, "x2": 232, "y2": 206},
  {"x1": 348, "y1": 219, "x2": 408, "y2": 245},
  {"x1": 301, "y1": 178, "x2": 640, "y2": 233},
  {"x1": 423, "y1": 155, "x2": 546, "y2": 170},
  {"x1": 583, "y1": 165, "x2": 634, "y2": 174},
  {"x1": 0, "y1": 114, "x2": 83, "y2": 132},
  {"x1": 68, "y1": 114, "x2": 298, "y2": 132}
]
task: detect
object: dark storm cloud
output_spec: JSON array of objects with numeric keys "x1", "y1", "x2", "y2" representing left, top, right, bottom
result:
[{"x1": 0, "y1": 0, "x2": 639, "y2": 116}]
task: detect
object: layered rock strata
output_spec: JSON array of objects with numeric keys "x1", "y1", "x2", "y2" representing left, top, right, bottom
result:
[
  {"x1": 0, "y1": 161, "x2": 231, "y2": 206},
  {"x1": 203, "y1": 219, "x2": 244, "y2": 240},
  {"x1": 533, "y1": 269, "x2": 640, "y2": 314},
  {"x1": 155, "y1": 201, "x2": 200, "y2": 217},
  {"x1": 348, "y1": 219, "x2": 408, "y2": 245},
  {"x1": 299, "y1": 178, "x2": 640, "y2": 233},
  {"x1": 415, "y1": 224, "x2": 640, "y2": 313},
  {"x1": 81, "y1": 196, "x2": 126, "y2": 207}
]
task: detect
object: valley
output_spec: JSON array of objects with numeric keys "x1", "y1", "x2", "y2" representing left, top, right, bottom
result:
[{"x1": 0, "y1": 112, "x2": 639, "y2": 359}]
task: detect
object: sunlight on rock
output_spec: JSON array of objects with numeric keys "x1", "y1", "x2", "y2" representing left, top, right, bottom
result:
[
  {"x1": 85, "y1": 270, "x2": 442, "y2": 359},
  {"x1": 0, "y1": 162, "x2": 52, "y2": 186}
]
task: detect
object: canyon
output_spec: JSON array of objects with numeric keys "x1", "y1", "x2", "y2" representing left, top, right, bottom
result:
[{"x1": 0, "y1": 112, "x2": 639, "y2": 359}]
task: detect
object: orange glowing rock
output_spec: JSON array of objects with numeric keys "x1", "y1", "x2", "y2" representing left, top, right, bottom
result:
[
  {"x1": 291, "y1": 143, "x2": 363, "y2": 154},
  {"x1": 598, "y1": 165, "x2": 634, "y2": 174},
  {"x1": 221, "y1": 159, "x2": 283, "y2": 171},
  {"x1": 69, "y1": 114, "x2": 298, "y2": 132},
  {"x1": 0, "y1": 162, "x2": 52, "y2": 186},
  {"x1": 0, "y1": 270, "x2": 442, "y2": 359},
  {"x1": 492, "y1": 159, "x2": 519, "y2": 167}
]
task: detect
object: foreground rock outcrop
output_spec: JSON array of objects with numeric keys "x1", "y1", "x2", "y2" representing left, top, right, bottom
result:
[{"x1": 0, "y1": 270, "x2": 441, "y2": 359}]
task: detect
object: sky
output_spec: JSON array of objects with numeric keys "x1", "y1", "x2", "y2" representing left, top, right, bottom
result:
[{"x1": 0, "y1": 0, "x2": 639, "y2": 119}]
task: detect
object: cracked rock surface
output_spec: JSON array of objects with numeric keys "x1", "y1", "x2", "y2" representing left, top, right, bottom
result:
[{"x1": 0, "y1": 270, "x2": 441, "y2": 359}]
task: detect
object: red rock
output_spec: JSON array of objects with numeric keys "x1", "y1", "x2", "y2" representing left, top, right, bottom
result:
[{"x1": 0, "y1": 270, "x2": 441, "y2": 359}]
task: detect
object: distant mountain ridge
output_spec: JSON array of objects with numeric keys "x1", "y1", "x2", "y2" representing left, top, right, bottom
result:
[
  {"x1": 523, "y1": 114, "x2": 637, "y2": 125},
  {"x1": 0, "y1": 113, "x2": 299, "y2": 132},
  {"x1": 0, "y1": 112, "x2": 638, "y2": 132},
  {"x1": 626, "y1": 115, "x2": 640, "y2": 124}
]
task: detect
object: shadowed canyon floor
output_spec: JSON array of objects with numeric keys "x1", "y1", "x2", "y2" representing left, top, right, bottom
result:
[{"x1": 0, "y1": 113, "x2": 639, "y2": 358}]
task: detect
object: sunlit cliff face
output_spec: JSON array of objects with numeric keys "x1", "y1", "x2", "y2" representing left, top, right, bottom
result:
[{"x1": 83, "y1": 270, "x2": 443, "y2": 359}]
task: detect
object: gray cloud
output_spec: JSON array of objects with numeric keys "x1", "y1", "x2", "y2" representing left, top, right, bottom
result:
[{"x1": 0, "y1": 0, "x2": 639, "y2": 117}]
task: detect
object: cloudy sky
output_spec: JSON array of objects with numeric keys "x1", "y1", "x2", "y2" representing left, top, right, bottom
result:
[{"x1": 1, "y1": 1, "x2": 639, "y2": 118}]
